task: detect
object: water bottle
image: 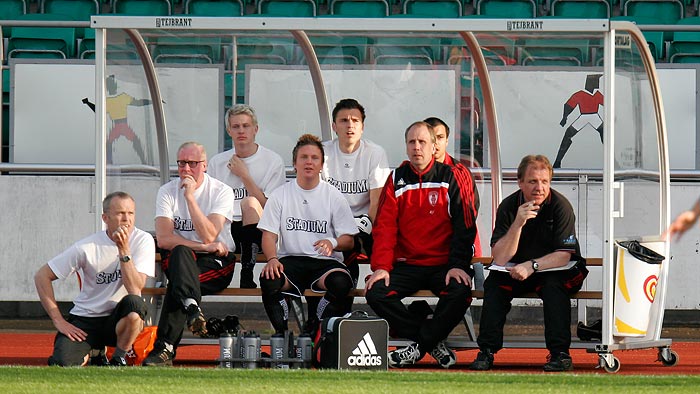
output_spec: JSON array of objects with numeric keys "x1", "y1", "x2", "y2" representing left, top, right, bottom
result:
[
  {"x1": 242, "y1": 331, "x2": 261, "y2": 369},
  {"x1": 219, "y1": 331, "x2": 234, "y2": 368},
  {"x1": 296, "y1": 335, "x2": 313, "y2": 368},
  {"x1": 269, "y1": 333, "x2": 287, "y2": 368}
]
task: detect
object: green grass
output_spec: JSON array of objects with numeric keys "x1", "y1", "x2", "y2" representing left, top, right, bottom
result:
[{"x1": 1, "y1": 367, "x2": 700, "y2": 393}]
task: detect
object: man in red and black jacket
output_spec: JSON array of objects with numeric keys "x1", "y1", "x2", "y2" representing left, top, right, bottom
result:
[{"x1": 365, "y1": 121, "x2": 478, "y2": 369}]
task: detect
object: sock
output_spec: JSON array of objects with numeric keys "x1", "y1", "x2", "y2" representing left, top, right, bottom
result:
[{"x1": 112, "y1": 347, "x2": 128, "y2": 359}]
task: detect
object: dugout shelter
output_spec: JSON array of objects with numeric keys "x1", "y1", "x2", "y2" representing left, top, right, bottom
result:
[{"x1": 87, "y1": 15, "x2": 672, "y2": 372}]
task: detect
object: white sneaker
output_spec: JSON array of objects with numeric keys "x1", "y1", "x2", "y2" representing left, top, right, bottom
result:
[
  {"x1": 430, "y1": 340, "x2": 456, "y2": 369},
  {"x1": 388, "y1": 342, "x2": 423, "y2": 368}
]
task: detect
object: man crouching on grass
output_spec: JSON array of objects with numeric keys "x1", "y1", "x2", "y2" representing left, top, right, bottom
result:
[{"x1": 35, "y1": 192, "x2": 155, "y2": 366}]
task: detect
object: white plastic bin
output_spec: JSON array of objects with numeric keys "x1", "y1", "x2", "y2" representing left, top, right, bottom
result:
[{"x1": 613, "y1": 240, "x2": 665, "y2": 337}]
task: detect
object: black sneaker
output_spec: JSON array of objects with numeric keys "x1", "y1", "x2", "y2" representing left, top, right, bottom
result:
[
  {"x1": 577, "y1": 319, "x2": 602, "y2": 341},
  {"x1": 89, "y1": 349, "x2": 109, "y2": 366},
  {"x1": 430, "y1": 341, "x2": 456, "y2": 369},
  {"x1": 388, "y1": 342, "x2": 424, "y2": 368},
  {"x1": 469, "y1": 349, "x2": 494, "y2": 371},
  {"x1": 543, "y1": 352, "x2": 573, "y2": 372},
  {"x1": 142, "y1": 346, "x2": 174, "y2": 367},
  {"x1": 109, "y1": 355, "x2": 127, "y2": 367},
  {"x1": 186, "y1": 304, "x2": 207, "y2": 336}
]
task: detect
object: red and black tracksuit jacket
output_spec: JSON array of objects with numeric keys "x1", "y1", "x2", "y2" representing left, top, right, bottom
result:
[{"x1": 372, "y1": 158, "x2": 478, "y2": 276}]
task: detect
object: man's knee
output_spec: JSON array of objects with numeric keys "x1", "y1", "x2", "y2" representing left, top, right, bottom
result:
[
  {"x1": 364, "y1": 281, "x2": 390, "y2": 306},
  {"x1": 323, "y1": 271, "x2": 352, "y2": 300},
  {"x1": 118, "y1": 294, "x2": 148, "y2": 320},
  {"x1": 169, "y1": 245, "x2": 195, "y2": 263},
  {"x1": 260, "y1": 275, "x2": 285, "y2": 296},
  {"x1": 51, "y1": 336, "x2": 91, "y2": 367},
  {"x1": 240, "y1": 197, "x2": 263, "y2": 223}
]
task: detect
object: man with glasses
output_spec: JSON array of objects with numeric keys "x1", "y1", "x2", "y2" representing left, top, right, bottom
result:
[
  {"x1": 143, "y1": 142, "x2": 235, "y2": 366},
  {"x1": 208, "y1": 105, "x2": 286, "y2": 289}
]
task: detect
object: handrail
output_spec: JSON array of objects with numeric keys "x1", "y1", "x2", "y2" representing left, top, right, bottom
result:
[{"x1": 3, "y1": 163, "x2": 699, "y2": 182}]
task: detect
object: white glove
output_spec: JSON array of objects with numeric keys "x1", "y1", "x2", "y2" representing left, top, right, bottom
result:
[{"x1": 355, "y1": 214, "x2": 372, "y2": 235}]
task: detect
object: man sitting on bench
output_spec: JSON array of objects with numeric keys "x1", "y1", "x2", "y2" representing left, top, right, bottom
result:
[
  {"x1": 469, "y1": 154, "x2": 588, "y2": 372},
  {"x1": 365, "y1": 121, "x2": 479, "y2": 369}
]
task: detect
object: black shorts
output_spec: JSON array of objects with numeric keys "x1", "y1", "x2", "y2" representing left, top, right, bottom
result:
[
  {"x1": 49, "y1": 294, "x2": 147, "y2": 366},
  {"x1": 279, "y1": 255, "x2": 349, "y2": 297}
]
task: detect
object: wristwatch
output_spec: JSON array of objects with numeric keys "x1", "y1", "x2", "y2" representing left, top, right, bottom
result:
[
  {"x1": 119, "y1": 255, "x2": 132, "y2": 263},
  {"x1": 531, "y1": 259, "x2": 539, "y2": 272}
]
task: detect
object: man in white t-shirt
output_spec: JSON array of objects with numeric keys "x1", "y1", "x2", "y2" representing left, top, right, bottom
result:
[
  {"x1": 208, "y1": 104, "x2": 286, "y2": 289},
  {"x1": 143, "y1": 142, "x2": 236, "y2": 366},
  {"x1": 321, "y1": 98, "x2": 390, "y2": 318},
  {"x1": 35, "y1": 191, "x2": 156, "y2": 367},
  {"x1": 258, "y1": 134, "x2": 358, "y2": 335}
]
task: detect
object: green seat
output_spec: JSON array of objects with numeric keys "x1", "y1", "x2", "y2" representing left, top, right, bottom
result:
[
  {"x1": 330, "y1": 0, "x2": 389, "y2": 17},
  {"x1": 550, "y1": 0, "x2": 609, "y2": 18},
  {"x1": 41, "y1": 0, "x2": 99, "y2": 20},
  {"x1": 152, "y1": 44, "x2": 215, "y2": 64},
  {"x1": 611, "y1": 16, "x2": 666, "y2": 60},
  {"x1": 78, "y1": 28, "x2": 140, "y2": 60},
  {"x1": 623, "y1": 0, "x2": 683, "y2": 25},
  {"x1": 403, "y1": 0, "x2": 462, "y2": 17},
  {"x1": 113, "y1": 0, "x2": 171, "y2": 15},
  {"x1": 185, "y1": 0, "x2": 244, "y2": 16},
  {"x1": 8, "y1": 25, "x2": 76, "y2": 59},
  {"x1": 668, "y1": 17, "x2": 700, "y2": 63},
  {"x1": 256, "y1": 0, "x2": 316, "y2": 16},
  {"x1": 304, "y1": 46, "x2": 361, "y2": 64},
  {"x1": 154, "y1": 36, "x2": 224, "y2": 62},
  {"x1": 0, "y1": 0, "x2": 27, "y2": 37},
  {"x1": 232, "y1": 39, "x2": 288, "y2": 99},
  {"x1": 477, "y1": 0, "x2": 537, "y2": 17},
  {"x1": 519, "y1": 38, "x2": 589, "y2": 66},
  {"x1": 371, "y1": 36, "x2": 438, "y2": 65},
  {"x1": 302, "y1": 35, "x2": 368, "y2": 64}
]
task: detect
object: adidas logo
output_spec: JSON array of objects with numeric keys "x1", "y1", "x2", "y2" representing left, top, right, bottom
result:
[
  {"x1": 347, "y1": 332, "x2": 383, "y2": 366},
  {"x1": 397, "y1": 178, "x2": 406, "y2": 187}
]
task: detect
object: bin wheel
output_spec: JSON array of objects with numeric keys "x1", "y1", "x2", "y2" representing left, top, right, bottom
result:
[
  {"x1": 600, "y1": 355, "x2": 621, "y2": 373},
  {"x1": 659, "y1": 349, "x2": 679, "y2": 367}
]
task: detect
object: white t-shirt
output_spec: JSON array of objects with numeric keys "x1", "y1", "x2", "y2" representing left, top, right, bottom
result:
[
  {"x1": 208, "y1": 144, "x2": 286, "y2": 221},
  {"x1": 155, "y1": 174, "x2": 236, "y2": 251},
  {"x1": 258, "y1": 180, "x2": 358, "y2": 263},
  {"x1": 48, "y1": 228, "x2": 156, "y2": 317},
  {"x1": 322, "y1": 139, "x2": 391, "y2": 216}
]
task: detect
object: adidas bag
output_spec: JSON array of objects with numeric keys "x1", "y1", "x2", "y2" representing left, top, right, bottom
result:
[{"x1": 312, "y1": 311, "x2": 388, "y2": 370}]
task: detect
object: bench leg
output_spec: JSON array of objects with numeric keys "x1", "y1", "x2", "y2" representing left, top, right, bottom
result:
[
  {"x1": 289, "y1": 297, "x2": 307, "y2": 333},
  {"x1": 463, "y1": 307, "x2": 477, "y2": 342}
]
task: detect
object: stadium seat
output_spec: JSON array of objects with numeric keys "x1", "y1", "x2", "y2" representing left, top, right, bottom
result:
[
  {"x1": 185, "y1": 0, "x2": 245, "y2": 16},
  {"x1": 232, "y1": 38, "x2": 289, "y2": 99},
  {"x1": 623, "y1": 0, "x2": 684, "y2": 26},
  {"x1": 329, "y1": 0, "x2": 390, "y2": 17},
  {"x1": 41, "y1": 0, "x2": 99, "y2": 20},
  {"x1": 153, "y1": 36, "x2": 224, "y2": 63},
  {"x1": 519, "y1": 38, "x2": 589, "y2": 66},
  {"x1": 78, "y1": 28, "x2": 141, "y2": 60},
  {"x1": 403, "y1": 0, "x2": 462, "y2": 17},
  {"x1": 371, "y1": 36, "x2": 437, "y2": 65},
  {"x1": 476, "y1": 0, "x2": 537, "y2": 17},
  {"x1": 0, "y1": 0, "x2": 27, "y2": 37},
  {"x1": 299, "y1": 35, "x2": 368, "y2": 64},
  {"x1": 7, "y1": 26, "x2": 76, "y2": 59},
  {"x1": 669, "y1": 18, "x2": 700, "y2": 63},
  {"x1": 112, "y1": 0, "x2": 172, "y2": 16},
  {"x1": 550, "y1": 0, "x2": 610, "y2": 18},
  {"x1": 256, "y1": 0, "x2": 316, "y2": 16},
  {"x1": 611, "y1": 15, "x2": 666, "y2": 61},
  {"x1": 441, "y1": 36, "x2": 517, "y2": 66}
]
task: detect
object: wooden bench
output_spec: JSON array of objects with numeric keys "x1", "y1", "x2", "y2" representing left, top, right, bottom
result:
[{"x1": 142, "y1": 256, "x2": 603, "y2": 348}]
